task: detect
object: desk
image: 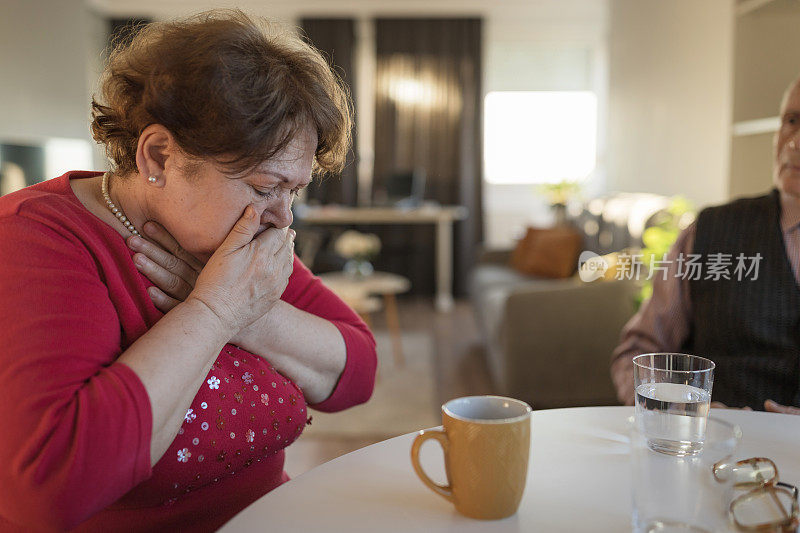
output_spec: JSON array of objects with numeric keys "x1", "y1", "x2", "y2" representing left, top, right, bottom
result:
[
  {"x1": 220, "y1": 406, "x2": 800, "y2": 532},
  {"x1": 296, "y1": 205, "x2": 467, "y2": 312}
]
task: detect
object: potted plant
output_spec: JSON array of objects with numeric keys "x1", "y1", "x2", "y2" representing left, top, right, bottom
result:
[
  {"x1": 637, "y1": 196, "x2": 695, "y2": 308},
  {"x1": 536, "y1": 180, "x2": 582, "y2": 226},
  {"x1": 334, "y1": 230, "x2": 382, "y2": 278}
]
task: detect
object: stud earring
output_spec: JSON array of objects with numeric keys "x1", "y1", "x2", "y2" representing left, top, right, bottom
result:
[{"x1": 148, "y1": 176, "x2": 157, "y2": 184}]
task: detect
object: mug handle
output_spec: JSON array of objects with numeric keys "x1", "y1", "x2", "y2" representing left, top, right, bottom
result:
[{"x1": 410, "y1": 429, "x2": 453, "y2": 502}]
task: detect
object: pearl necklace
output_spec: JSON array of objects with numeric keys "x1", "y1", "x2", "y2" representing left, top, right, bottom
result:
[{"x1": 101, "y1": 173, "x2": 140, "y2": 236}]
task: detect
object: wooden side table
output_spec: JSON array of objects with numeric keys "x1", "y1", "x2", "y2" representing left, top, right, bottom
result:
[
  {"x1": 348, "y1": 296, "x2": 382, "y2": 330},
  {"x1": 318, "y1": 272, "x2": 412, "y2": 367}
]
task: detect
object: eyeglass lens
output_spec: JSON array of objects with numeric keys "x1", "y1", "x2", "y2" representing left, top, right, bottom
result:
[
  {"x1": 730, "y1": 484, "x2": 798, "y2": 530},
  {"x1": 732, "y1": 459, "x2": 779, "y2": 489}
]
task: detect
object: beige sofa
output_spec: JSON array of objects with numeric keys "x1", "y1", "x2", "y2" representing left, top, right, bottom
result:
[{"x1": 470, "y1": 193, "x2": 670, "y2": 409}]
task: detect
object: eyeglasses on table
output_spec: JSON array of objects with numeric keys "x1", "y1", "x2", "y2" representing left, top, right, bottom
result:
[{"x1": 713, "y1": 457, "x2": 799, "y2": 532}]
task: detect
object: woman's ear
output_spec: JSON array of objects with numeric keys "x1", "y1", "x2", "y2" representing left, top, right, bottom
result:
[{"x1": 136, "y1": 124, "x2": 174, "y2": 179}]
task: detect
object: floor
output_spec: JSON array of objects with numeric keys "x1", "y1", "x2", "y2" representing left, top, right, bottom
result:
[{"x1": 284, "y1": 297, "x2": 494, "y2": 478}]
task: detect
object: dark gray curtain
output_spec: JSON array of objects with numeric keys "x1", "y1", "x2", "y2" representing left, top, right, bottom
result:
[
  {"x1": 372, "y1": 18, "x2": 482, "y2": 296},
  {"x1": 300, "y1": 18, "x2": 358, "y2": 206}
]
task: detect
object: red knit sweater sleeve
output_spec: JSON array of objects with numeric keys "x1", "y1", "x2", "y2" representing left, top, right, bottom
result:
[
  {"x1": 280, "y1": 257, "x2": 377, "y2": 412},
  {"x1": 0, "y1": 213, "x2": 153, "y2": 531}
]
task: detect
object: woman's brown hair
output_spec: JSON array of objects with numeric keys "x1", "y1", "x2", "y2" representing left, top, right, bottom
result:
[{"x1": 91, "y1": 9, "x2": 352, "y2": 177}]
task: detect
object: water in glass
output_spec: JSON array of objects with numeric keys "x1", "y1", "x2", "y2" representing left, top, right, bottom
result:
[{"x1": 635, "y1": 382, "x2": 711, "y2": 456}]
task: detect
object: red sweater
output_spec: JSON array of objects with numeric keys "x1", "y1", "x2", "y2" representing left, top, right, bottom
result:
[{"x1": 0, "y1": 172, "x2": 377, "y2": 532}]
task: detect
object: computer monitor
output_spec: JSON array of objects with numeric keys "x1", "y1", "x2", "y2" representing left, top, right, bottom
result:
[{"x1": 385, "y1": 168, "x2": 426, "y2": 208}]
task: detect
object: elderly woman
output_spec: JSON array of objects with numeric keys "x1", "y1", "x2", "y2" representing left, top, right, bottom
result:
[{"x1": 0, "y1": 11, "x2": 376, "y2": 532}]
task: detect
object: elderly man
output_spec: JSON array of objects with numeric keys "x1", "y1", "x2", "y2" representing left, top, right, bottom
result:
[{"x1": 611, "y1": 77, "x2": 800, "y2": 414}]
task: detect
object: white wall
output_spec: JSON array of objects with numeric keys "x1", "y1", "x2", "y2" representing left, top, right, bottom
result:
[
  {"x1": 729, "y1": 1, "x2": 800, "y2": 199},
  {"x1": 0, "y1": 0, "x2": 107, "y2": 172},
  {"x1": 0, "y1": 1, "x2": 91, "y2": 142},
  {"x1": 607, "y1": 0, "x2": 734, "y2": 209}
]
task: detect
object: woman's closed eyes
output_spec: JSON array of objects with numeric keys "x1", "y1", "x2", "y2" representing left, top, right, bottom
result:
[{"x1": 252, "y1": 185, "x2": 304, "y2": 199}]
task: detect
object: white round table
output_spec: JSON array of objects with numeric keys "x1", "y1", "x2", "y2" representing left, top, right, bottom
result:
[{"x1": 219, "y1": 406, "x2": 800, "y2": 532}]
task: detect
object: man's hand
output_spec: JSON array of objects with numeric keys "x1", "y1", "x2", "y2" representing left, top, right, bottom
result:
[
  {"x1": 764, "y1": 400, "x2": 800, "y2": 415},
  {"x1": 128, "y1": 221, "x2": 204, "y2": 313},
  {"x1": 711, "y1": 400, "x2": 800, "y2": 414}
]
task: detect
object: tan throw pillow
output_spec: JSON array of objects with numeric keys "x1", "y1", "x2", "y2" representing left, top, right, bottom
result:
[
  {"x1": 509, "y1": 226, "x2": 583, "y2": 278},
  {"x1": 509, "y1": 227, "x2": 544, "y2": 273}
]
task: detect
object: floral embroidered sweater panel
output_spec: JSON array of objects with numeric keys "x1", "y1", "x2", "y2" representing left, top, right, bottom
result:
[{"x1": 0, "y1": 172, "x2": 377, "y2": 532}]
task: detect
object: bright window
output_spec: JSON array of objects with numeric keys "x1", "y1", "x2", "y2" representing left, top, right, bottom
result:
[
  {"x1": 45, "y1": 138, "x2": 93, "y2": 179},
  {"x1": 483, "y1": 91, "x2": 597, "y2": 184}
]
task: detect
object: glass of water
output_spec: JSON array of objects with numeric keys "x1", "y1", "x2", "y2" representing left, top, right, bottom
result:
[
  {"x1": 630, "y1": 415, "x2": 741, "y2": 532},
  {"x1": 633, "y1": 353, "x2": 715, "y2": 457}
]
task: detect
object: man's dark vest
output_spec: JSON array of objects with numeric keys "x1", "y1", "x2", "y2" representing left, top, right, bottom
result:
[{"x1": 683, "y1": 189, "x2": 800, "y2": 409}]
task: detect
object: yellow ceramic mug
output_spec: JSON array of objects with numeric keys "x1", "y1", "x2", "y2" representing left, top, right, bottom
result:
[{"x1": 410, "y1": 395, "x2": 532, "y2": 520}]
